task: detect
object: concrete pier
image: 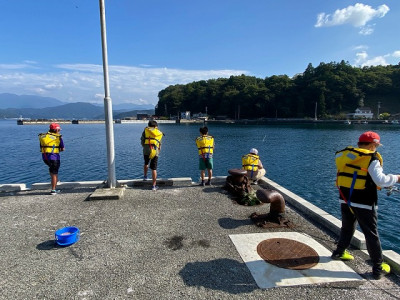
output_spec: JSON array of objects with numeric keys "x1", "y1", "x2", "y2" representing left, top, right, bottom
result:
[{"x1": 0, "y1": 177, "x2": 399, "y2": 299}]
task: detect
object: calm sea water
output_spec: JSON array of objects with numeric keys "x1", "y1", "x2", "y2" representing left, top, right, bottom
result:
[{"x1": 1, "y1": 119, "x2": 400, "y2": 253}]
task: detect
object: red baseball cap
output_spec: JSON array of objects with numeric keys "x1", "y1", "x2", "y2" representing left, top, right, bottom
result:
[
  {"x1": 50, "y1": 123, "x2": 61, "y2": 130},
  {"x1": 359, "y1": 131, "x2": 381, "y2": 145}
]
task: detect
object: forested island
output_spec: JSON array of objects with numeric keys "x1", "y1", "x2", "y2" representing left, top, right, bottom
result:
[{"x1": 155, "y1": 61, "x2": 400, "y2": 120}]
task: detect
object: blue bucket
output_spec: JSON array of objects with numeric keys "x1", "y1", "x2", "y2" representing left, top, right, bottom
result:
[{"x1": 55, "y1": 226, "x2": 80, "y2": 246}]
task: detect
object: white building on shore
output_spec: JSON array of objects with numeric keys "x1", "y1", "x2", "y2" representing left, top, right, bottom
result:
[{"x1": 347, "y1": 107, "x2": 374, "y2": 119}]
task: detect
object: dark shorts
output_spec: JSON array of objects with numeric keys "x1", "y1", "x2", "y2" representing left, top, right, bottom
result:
[
  {"x1": 44, "y1": 159, "x2": 60, "y2": 174},
  {"x1": 199, "y1": 158, "x2": 213, "y2": 170},
  {"x1": 144, "y1": 155, "x2": 158, "y2": 170}
]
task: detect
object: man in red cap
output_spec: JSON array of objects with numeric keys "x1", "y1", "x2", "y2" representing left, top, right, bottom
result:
[
  {"x1": 333, "y1": 131, "x2": 400, "y2": 279},
  {"x1": 38, "y1": 123, "x2": 65, "y2": 195}
]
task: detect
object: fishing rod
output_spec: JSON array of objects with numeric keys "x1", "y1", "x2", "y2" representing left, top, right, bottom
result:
[
  {"x1": 66, "y1": 133, "x2": 106, "y2": 143},
  {"x1": 66, "y1": 128, "x2": 166, "y2": 143}
]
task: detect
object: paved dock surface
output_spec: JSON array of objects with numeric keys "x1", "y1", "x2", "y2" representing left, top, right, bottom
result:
[{"x1": 1, "y1": 180, "x2": 400, "y2": 299}]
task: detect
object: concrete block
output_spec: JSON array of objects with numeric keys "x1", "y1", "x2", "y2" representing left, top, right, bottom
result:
[
  {"x1": 167, "y1": 177, "x2": 193, "y2": 186},
  {"x1": 211, "y1": 176, "x2": 228, "y2": 183},
  {"x1": 383, "y1": 250, "x2": 400, "y2": 275},
  {"x1": 31, "y1": 181, "x2": 104, "y2": 190},
  {"x1": 0, "y1": 184, "x2": 27, "y2": 192},
  {"x1": 132, "y1": 178, "x2": 174, "y2": 187},
  {"x1": 88, "y1": 187, "x2": 125, "y2": 200}
]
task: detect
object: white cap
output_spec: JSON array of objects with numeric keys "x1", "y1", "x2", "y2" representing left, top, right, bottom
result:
[{"x1": 249, "y1": 148, "x2": 258, "y2": 155}]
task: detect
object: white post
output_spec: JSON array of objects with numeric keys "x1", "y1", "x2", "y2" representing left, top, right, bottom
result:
[
  {"x1": 377, "y1": 101, "x2": 381, "y2": 119},
  {"x1": 99, "y1": 0, "x2": 116, "y2": 188},
  {"x1": 314, "y1": 102, "x2": 317, "y2": 121}
]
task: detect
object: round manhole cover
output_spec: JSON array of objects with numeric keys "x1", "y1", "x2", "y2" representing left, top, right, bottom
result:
[{"x1": 257, "y1": 238, "x2": 319, "y2": 270}]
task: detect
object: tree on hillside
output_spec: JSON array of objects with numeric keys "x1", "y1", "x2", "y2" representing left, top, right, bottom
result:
[{"x1": 156, "y1": 62, "x2": 400, "y2": 119}]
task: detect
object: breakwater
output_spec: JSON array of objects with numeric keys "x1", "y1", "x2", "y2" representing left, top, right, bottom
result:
[
  {"x1": 16, "y1": 118, "x2": 397, "y2": 125},
  {"x1": 16, "y1": 119, "x2": 177, "y2": 125}
]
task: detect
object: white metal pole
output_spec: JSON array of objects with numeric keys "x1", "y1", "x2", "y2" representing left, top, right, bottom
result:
[
  {"x1": 99, "y1": 0, "x2": 116, "y2": 188},
  {"x1": 377, "y1": 101, "x2": 381, "y2": 119},
  {"x1": 314, "y1": 102, "x2": 317, "y2": 120}
]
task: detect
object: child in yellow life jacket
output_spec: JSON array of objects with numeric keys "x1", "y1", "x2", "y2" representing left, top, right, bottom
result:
[
  {"x1": 141, "y1": 120, "x2": 163, "y2": 191},
  {"x1": 195, "y1": 126, "x2": 214, "y2": 186},
  {"x1": 38, "y1": 123, "x2": 65, "y2": 195},
  {"x1": 242, "y1": 148, "x2": 266, "y2": 184}
]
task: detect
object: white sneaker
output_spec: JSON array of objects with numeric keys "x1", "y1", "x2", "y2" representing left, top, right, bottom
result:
[
  {"x1": 50, "y1": 189, "x2": 60, "y2": 195},
  {"x1": 152, "y1": 186, "x2": 159, "y2": 191}
]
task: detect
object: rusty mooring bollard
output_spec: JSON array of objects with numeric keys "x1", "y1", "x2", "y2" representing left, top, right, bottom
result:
[
  {"x1": 256, "y1": 189, "x2": 285, "y2": 214},
  {"x1": 228, "y1": 168, "x2": 247, "y2": 185}
]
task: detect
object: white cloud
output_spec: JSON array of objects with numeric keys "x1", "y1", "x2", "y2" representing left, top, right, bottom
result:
[
  {"x1": 359, "y1": 24, "x2": 374, "y2": 35},
  {"x1": 0, "y1": 63, "x2": 35, "y2": 70},
  {"x1": 32, "y1": 87, "x2": 47, "y2": 94},
  {"x1": 23, "y1": 60, "x2": 38, "y2": 65},
  {"x1": 354, "y1": 47, "x2": 400, "y2": 67},
  {"x1": 56, "y1": 64, "x2": 103, "y2": 73},
  {"x1": 44, "y1": 83, "x2": 63, "y2": 89},
  {"x1": 0, "y1": 63, "x2": 247, "y2": 105},
  {"x1": 355, "y1": 51, "x2": 368, "y2": 65},
  {"x1": 353, "y1": 50, "x2": 396, "y2": 67},
  {"x1": 315, "y1": 3, "x2": 389, "y2": 35},
  {"x1": 353, "y1": 45, "x2": 368, "y2": 51},
  {"x1": 362, "y1": 56, "x2": 388, "y2": 67}
]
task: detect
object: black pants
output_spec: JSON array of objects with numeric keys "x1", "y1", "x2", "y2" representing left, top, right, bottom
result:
[
  {"x1": 336, "y1": 204, "x2": 383, "y2": 272},
  {"x1": 44, "y1": 159, "x2": 60, "y2": 174}
]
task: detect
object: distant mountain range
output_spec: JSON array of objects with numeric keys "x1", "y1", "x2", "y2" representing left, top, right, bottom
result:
[
  {"x1": 0, "y1": 93, "x2": 65, "y2": 109},
  {"x1": 0, "y1": 93, "x2": 155, "y2": 119}
]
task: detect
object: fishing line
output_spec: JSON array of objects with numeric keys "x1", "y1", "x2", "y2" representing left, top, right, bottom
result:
[
  {"x1": 66, "y1": 133, "x2": 106, "y2": 143},
  {"x1": 65, "y1": 128, "x2": 166, "y2": 143}
]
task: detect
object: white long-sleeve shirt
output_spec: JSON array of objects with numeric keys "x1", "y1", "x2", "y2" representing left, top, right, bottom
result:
[{"x1": 368, "y1": 160, "x2": 398, "y2": 187}]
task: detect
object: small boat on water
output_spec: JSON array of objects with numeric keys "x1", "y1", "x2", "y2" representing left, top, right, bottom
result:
[
  {"x1": 391, "y1": 120, "x2": 399, "y2": 125},
  {"x1": 344, "y1": 120, "x2": 351, "y2": 125}
]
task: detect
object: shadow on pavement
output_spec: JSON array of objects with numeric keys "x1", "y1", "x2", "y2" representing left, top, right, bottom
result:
[
  {"x1": 36, "y1": 240, "x2": 62, "y2": 251},
  {"x1": 179, "y1": 258, "x2": 257, "y2": 294},
  {"x1": 218, "y1": 217, "x2": 253, "y2": 229}
]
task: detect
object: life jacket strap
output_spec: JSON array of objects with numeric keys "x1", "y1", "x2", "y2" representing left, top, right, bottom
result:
[
  {"x1": 336, "y1": 172, "x2": 355, "y2": 214},
  {"x1": 345, "y1": 163, "x2": 368, "y2": 172},
  {"x1": 337, "y1": 172, "x2": 368, "y2": 180}
]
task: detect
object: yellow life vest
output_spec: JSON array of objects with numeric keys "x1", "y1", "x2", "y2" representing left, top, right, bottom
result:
[
  {"x1": 38, "y1": 132, "x2": 62, "y2": 154},
  {"x1": 242, "y1": 154, "x2": 259, "y2": 171},
  {"x1": 335, "y1": 146, "x2": 382, "y2": 191},
  {"x1": 144, "y1": 127, "x2": 163, "y2": 159},
  {"x1": 195, "y1": 135, "x2": 214, "y2": 157},
  {"x1": 144, "y1": 127, "x2": 163, "y2": 148}
]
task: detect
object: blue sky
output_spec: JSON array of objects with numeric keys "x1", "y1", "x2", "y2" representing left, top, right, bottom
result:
[{"x1": 0, "y1": 0, "x2": 399, "y2": 107}]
